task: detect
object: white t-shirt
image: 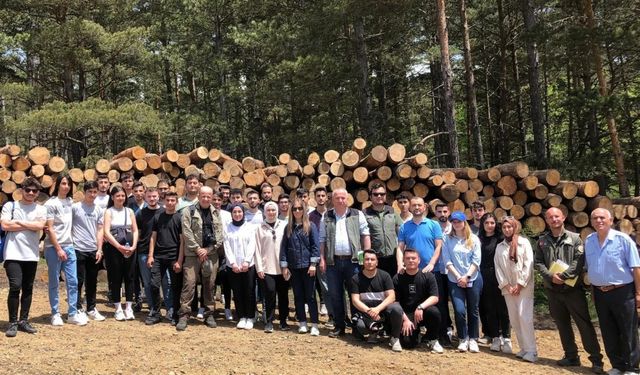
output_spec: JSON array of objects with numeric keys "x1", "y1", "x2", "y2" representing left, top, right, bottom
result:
[
  {"x1": 1, "y1": 201, "x2": 47, "y2": 261},
  {"x1": 245, "y1": 209, "x2": 263, "y2": 225},
  {"x1": 44, "y1": 196, "x2": 74, "y2": 248},
  {"x1": 95, "y1": 194, "x2": 109, "y2": 210}
]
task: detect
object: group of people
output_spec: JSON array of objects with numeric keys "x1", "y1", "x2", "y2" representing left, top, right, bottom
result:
[{"x1": 2, "y1": 174, "x2": 639, "y2": 374}]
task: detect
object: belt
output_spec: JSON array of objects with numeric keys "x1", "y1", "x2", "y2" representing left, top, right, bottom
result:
[
  {"x1": 594, "y1": 284, "x2": 626, "y2": 292},
  {"x1": 334, "y1": 255, "x2": 352, "y2": 260}
]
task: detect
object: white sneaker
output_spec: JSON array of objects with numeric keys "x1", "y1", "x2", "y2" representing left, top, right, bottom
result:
[
  {"x1": 236, "y1": 318, "x2": 247, "y2": 329},
  {"x1": 67, "y1": 313, "x2": 88, "y2": 326},
  {"x1": 298, "y1": 322, "x2": 308, "y2": 334},
  {"x1": 51, "y1": 313, "x2": 64, "y2": 326},
  {"x1": 319, "y1": 304, "x2": 328, "y2": 316},
  {"x1": 468, "y1": 339, "x2": 480, "y2": 353},
  {"x1": 220, "y1": 294, "x2": 225, "y2": 306},
  {"x1": 390, "y1": 337, "x2": 402, "y2": 352},
  {"x1": 124, "y1": 307, "x2": 135, "y2": 320},
  {"x1": 114, "y1": 310, "x2": 126, "y2": 321},
  {"x1": 522, "y1": 352, "x2": 538, "y2": 363},
  {"x1": 502, "y1": 338, "x2": 513, "y2": 354},
  {"x1": 197, "y1": 307, "x2": 205, "y2": 319},
  {"x1": 225, "y1": 309, "x2": 233, "y2": 321},
  {"x1": 429, "y1": 340, "x2": 444, "y2": 354},
  {"x1": 458, "y1": 338, "x2": 469, "y2": 352},
  {"x1": 87, "y1": 309, "x2": 106, "y2": 321},
  {"x1": 310, "y1": 324, "x2": 320, "y2": 336},
  {"x1": 244, "y1": 319, "x2": 254, "y2": 330},
  {"x1": 490, "y1": 337, "x2": 502, "y2": 352}
]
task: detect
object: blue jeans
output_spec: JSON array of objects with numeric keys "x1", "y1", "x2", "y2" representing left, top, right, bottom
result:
[
  {"x1": 138, "y1": 253, "x2": 171, "y2": 311},
  {"x1": 45, "y1": 246, "x2": 79, "y2": 316},
  {"x1": 291, "y1": 267, "x2": 318, "y2": 323},
  {"x1": 326, "y1": 259, "x2": 360, "y2": 330},
  {"x1": 449, "y1": 273, "x2": 483, "y2": 340}
]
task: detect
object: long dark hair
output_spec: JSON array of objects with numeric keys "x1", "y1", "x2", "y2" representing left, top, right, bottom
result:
[
  {"x1": 51, "y1": 173, "x2": 71, "y2": 198},
  {"x1": 478, "y1": 212, "x2": 502, "y2": 239},
  {"x1": 107, "y1": 185, "x2": 127, "y2": 208}
]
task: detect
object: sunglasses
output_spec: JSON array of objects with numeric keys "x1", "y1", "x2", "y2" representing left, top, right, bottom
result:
[
  {"x1": 292, "y1": 207, "x2": 304, "y2": 212},
  {"x1": 23, "y1": 188, "x2": 39, "y2": 194},
  {"x1": 371, "y1": 192, "x2": 386, "y2": 197}
]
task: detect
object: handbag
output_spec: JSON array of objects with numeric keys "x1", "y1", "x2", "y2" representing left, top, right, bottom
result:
[{"x1": 109, "y1": 207, "x2": 133, "y2": 245}]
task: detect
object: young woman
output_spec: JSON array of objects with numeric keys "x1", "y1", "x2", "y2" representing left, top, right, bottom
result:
[
  {"x1": 103, "y1": 185, "x2": 139, "y2": 321},
  {"x1": 254, "y1": 201, "x2": 289, "y2": 333},
  {"x1": 280, "y1": 198, "x2": 320, "y2": 336},
  {"x1": 442, "y1": 211, "x2": 482, "y2": 353},
  {"x1": 494, "y1": 216, "x2": 537, "y2": 363},
  {"x1": 44, "y1": 174, "x2": 87, "y2": 326},
  {"x1": 478, "y1": 213, "x2": 511, "y2": 353},
  {"x1": 224, "y1": 203, "x2": 257, "y2": 330}
]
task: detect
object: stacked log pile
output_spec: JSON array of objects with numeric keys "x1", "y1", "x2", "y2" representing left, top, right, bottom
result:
[{"x1": 0, "y1": 139, "x2": 636, "y2": 241}]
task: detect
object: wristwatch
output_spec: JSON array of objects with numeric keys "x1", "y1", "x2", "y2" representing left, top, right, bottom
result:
[{"x1": 417, "y1": 305, "x2": 424, "y2": 311}]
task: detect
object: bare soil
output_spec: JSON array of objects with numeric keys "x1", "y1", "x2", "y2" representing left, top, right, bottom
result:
[{"x1": 0, "y1": 263, "x2": 608, "y2": 375}]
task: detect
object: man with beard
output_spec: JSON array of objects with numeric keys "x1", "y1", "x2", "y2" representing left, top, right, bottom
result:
[
  {"x1": 309, "y1": 186, "x2": 332, "y2": 321},
  {"x1": 259, "y1": 183, "x2": 273, "y2": 211},
  {"x1": 363, "y1": 183, "x2": 403, "y2": 276},
  {"x1": 178, "y1": 174, "x2": 200, "y2": 211},
  {"x1": 244, "y1": 189, "x2": 263, "y2": 224},
  {"x1": 433, "y1": 202, "x2": 454, "y2": 347}
]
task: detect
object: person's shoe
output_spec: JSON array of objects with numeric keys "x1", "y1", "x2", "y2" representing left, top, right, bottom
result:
[
  {"x1": 165, "y1": 308, "x2": 174, "y2": 321},
  {"x1": 557, "y1": 356, "x2": 581, "y2": 367},
  {"x1": 280, "y1": 323, "x2": 291, "y2": 331},
  {"x1": 87, "y1": 309, "x2": 106, "y2": 321},
  {"x1": 458, "y1": 338, "x2": 469, "y2": 352},
  {"x1": 490, "y1": 337, "x2": 501, "y2": 352},
  {"x1": 606, "y1": 369, "x2": 622, "y2": 375},
  {"x1": 5, "y1": 322, "x2": 18, "y2": 337},
  {"x1": 328, "y1": 328, "x2": 345, "y2": 338},
  {"x1": 114, "y1": 310, "x2": 126, "y2": 321},
  {"x1": 478, "y1": 335, "x2": 490, "y2": 345},
  {"x1": 367, "y1": 334, "x2": 379, "y2": 343},
  {"x1": 516, "y1": 350, "x2": 526, "y2": 358},
  {"x1": 319, "y1": 304, "x2": 328, "y2": 316},
  {"x1": 468, "y1": 339, "x2": 480, "y2": 353},
  {"x1": 591, "y1": 364, "x2": 605, "y2": 374},
  {"x1": 310, "y1": 324, "x2": 320, "y2": 336},
  {"x1": 176, "y1": 316, "x2": 188, "y2": 331},
  {"x1": 124, "y1": 307, "x2": 135, "y2": 320},
  {"x1": 133, "y1": 301, "x2": 142, "y2": 313},
  {"x1": 298, "y1": 322, "x2": 308, "y2": 334},
  {"x1": 51, "y1": 313, "x2": 64, "y2": 326},
  {"x1": 205, "y1": 315, "x2": 217, "y2": 328},
  {"x1": 197, "y1": 307, "x2": 205, "y2": 319},
  {"x1": 67, "y1": 313, "x2": 88, "y2": 326},
  {"x1": 145, "y1": 314, "x2": 161, "y2": 325},
  {"x1": 265, "y1": 322, "x2": 274, "y2": 333},
  {"x1": 244, "y1": 319, "x2": 254, "y2": 330},
  {"x1": 225, "y1": 309, "x2": 233, "y2": 321},
  {"x1": 390, "y1": 337, "x2": 402, "y2": 352},
  {"x1": 502, "y1": 338, "x2": 513, "y2": 354},
  {"x1": 622, "y1": 371, "x2": 638, "y2": 375},
  {"x1": 324, "y1": 319, "x2": 335, "y2": 329},
  {"x1": 236, "y1": 318, "x2": 247, "y2": 329},
  {"x1": 447, "y1": 326, "x2": 454, "y2": 342},
  {"x1": 440, "y1": 335, "x2": 454, "y2": 348},
  {"x1": 429, "y1": 339, "x2": 444, "y2": 354},
  {"x1": 17, "y1": 321, "x2": 37, "y2": 334},
  {"x1": 522, "y1": 352, "x2": 538, "y2": 363}
]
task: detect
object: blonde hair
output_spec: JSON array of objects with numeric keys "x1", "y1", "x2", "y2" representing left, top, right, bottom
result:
[
  {"x1": 449, "y1": 220, "x2": 474, "y2": 249},
  {"x1": 287, "y1": 198, "x2": 310, "y2": 236}
]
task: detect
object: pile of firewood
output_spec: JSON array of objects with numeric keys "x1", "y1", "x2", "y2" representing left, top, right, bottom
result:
[{"x1": 1, "y1": 139, "x2": 638, "y2": 240}]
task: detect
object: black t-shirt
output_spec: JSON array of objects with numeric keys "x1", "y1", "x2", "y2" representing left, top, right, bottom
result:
[
  {"x1": 350, "y1": 270, "x2": 394, "y2": 308},
  {"x1": 152, "y1": 209, "x2": 182, "y2": 260},
  {"x1": 479, "y1": 233, "x2": 503, "y2": 270},
  {"x1": 136, "y1": 207, "x2": 160, "y2": 254},
  {"x1": 200, "y1": 208, "x2": 214, "y2": 247},
  {"x1": 393, "y1": 271, "x2": 439, "y2": 312}
]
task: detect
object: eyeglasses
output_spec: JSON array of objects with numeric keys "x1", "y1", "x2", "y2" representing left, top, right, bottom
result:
[
  {"x1": 23, "y1": 188, "x2": 39, "y2": 194},
  {"x1": 372, "y1": 192, "x2": 386, "y2": 197},
  {"x1": 292, "y1": 207, "x2": 304, "y2": 212}
]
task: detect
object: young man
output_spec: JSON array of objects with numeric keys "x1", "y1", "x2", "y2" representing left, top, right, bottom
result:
[
  {"x1": 296, "y1": 188, "x2": 314, "y2": 213},
  {"x1": 120, "y1": 172, "x2": 136, "y2": 207},
  {"x1": 469, "y1": 201, "x2": 485, "y2": 235},
  {"x1": 95, "y1": 174, "x2": 110, "y2": 210},
  {"x1": 219, "y1": 185, "x2": 231, "y2": 211},
  {"x1": 178, "y1": 174, "x2": 200, "y2": 211},
  {"x1": 157, "y1": 180, "x2": 171, "y2": 201},
  {"x1": 136, "y1": 187, "x2": 162, "y2": 315},
  {"x1": 363, "y1": 183, "x2": 403, "y2": 276},
  {"x1": 259, "y1": 183, "x2": 273, "y2": 211},
  {"x1": 309, "y1": 186, "x2": 331, "y2": 320},
  {"x1": 229, "y1": 188, "x2": 244, "y2": 206},
  {"x1": 128, "y1": 181, "x2": 147, "y2": 213},
  {"x1": 146, "y1": 192, "x2": 183, "y2": 325},
  {"x1": 433, "y1": 202, "x2": 453, "y2": 343},
  {"x1": 244, "y1": 189, "x2": 263, "y2": 224},
  {"x1": 434, "y1": 203, "x2": 452, "y2": 235},
  {"x1": 72, "y1": 180, "x2": 106, "y2": 322},
  {"x1": 2, "y1": 177, "x2": 47, "y2": 337},
  {"x1": 277, "y1": 195, "x2": 290, "y2": 222},
  {"x1": 396, "y1": 193, "x2": 412, "y2": 223}
]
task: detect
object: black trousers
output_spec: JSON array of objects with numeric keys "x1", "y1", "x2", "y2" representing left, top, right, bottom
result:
[
  {"x1": 353, "y1": 302, "x2": 403, "y2": 340},
  {"x1": 400, "y1": 306, "x2": 442, "y2": 349},
  {"x1": 76, "y1": 250, "x2": 100, "y2": 312},
  {"x1": 259, "y1": 273, "x2": 289, "y2": 324},
  {"x1": 217, "y1": 266, "x2": 232, "y2": 309},
  {"x1": 104, "y1": 244, "x2": 136, "y2": 303},
  {"x1": 150, "y1": 258, "x2": 181, "y2": 320},
  {"x1": 434, "y1": 272, "x2": 452, "y2": 339},
  {"x1": 229, "y1": 266, "x2": 256, "y2": 319},
  {"x1": 480, "y1": 267, "x2": 510, "y2": 338},
  {"x1": 593, "y1": 283, "x2": 640, "y2": 372},
  {"x1": 4, "y1": 260, "x2": 38, "y2": 322}
]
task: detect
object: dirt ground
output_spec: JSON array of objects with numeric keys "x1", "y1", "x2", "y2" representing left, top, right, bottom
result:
[{"x1": 0, "y1": 263, "x2": 610, "y2": 375}]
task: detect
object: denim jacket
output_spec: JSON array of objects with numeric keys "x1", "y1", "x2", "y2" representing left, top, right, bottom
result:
[{"x1": 280, "y1": 222, "x2": 320, "y2": 269}]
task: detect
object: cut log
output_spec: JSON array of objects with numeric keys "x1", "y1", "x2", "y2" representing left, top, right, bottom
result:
[
  {"x1": 188, "y1": 147, "x2": 209, "y2": 162},
  {"x1": 406, "y1": 153, "x2": 428, "y2": 167},
  {"x1": 317, "y1": 162, "x2": 331, "y2": 175},
  {"x1": 283, "y1": 175, "x2": 300, "y2": 190},
  {"x1": 588, "y1": 195, "x2": 613, "y2": 211},
  {"x1": 568, "y1": 212, "x2": 589, "y2": 228},
  {"x1": 161, "y1": 162, "x2": 173, "y2": 174},
  {"x1": 618, "y1": 218, "x2": 634, "y2": 234},
  {"x1": 375, "y1": 166, "x2": 393, "y2": 181},
  {"x1": 278, "y1": 153, "x2": 291, "y2": 165},
  {"x1": 518, "y1": 175, "x2": 539, "y2": 191},
  {"x1": 531, "y1": 169, "x2": 561, "y2": 186},
  {"x1": 133, "y1": 159, "x2": 147, "y2": 173},
  {"x1": 427, "y1": 175, "x2": 444, "y2": 187},
  {"x1": 2, "y1": 180, "x2": 17, "y2": 194},
  {"x1": 494, "y1": 161, "x2": 529, "y2": 179},
  {"x1": 324, "y1": 150, "x2": 340, "y2": 164},
  {"x1": 355, "y1": 189, "x2": 369, "y2": 203},
  {"x1": 468, "y1": 179, "x2": 483, "y2": 193},
  {"x1": 30, "y1": 165, "x2": 45, "y2": 178},
  {"x1": 386, "y1": 178, "x2": 401, "y2": 192},
  {"x1": 483, "y1": 198, "x2": 496, "y2": 212},
  {"x1": 431, "y1": 169, "x2": 456, "y2": 184},
  {"x1": 543, "y1": 193, "x2": 562, "y2": 208},
  {"x1": 95, "y1": 159, "x2": 111, "y2": 173},
  {"x1": 330, "y1": 177, "x2": 346, "y2": 192},
  {"x1": 575, "y1": 181, "x2": 599, "y2": 198},
  {"x1": 330, "y1": 161, "x2": 345, "y2": 177},
  {"x1": 395, "y1": 164, "x2": 413, "y2": 179},
  {"x1": 264, "y1": 165, "x2": 288, "y2": 178},
  {"x1": 510, "y1": 205, "x2": 525, "y2": 220},
  {"x1": 524, "y1": 216, "x2": 546, "y2": 235},
  {"x1": 0, "y1": 154, "x2": 11, "y2": 168},
  {"x1": 46, "y1": 156, "x2": 66, "y2": 173},
  {"x1": 286, "y1": 160, "x2": 302, "y2": 175},
  {"x1": 307, "y1": 152, "x2": 321, "y2": 167},
  {"x1": 242, "y1": 157, "x2": 259, "y2": 173},
  {"x1": 302, "y1": 178, "x2": 315, "y2": 192},
  {"x1": 145, "y1": 154, "x2": 162, "y2": 170},
  {"x1": 243, "y1": 171, "x2": 265, "y2": 187},
  {"x1": 0, "y1": 145, "x2": 21, "y2": 156},
  {"x1": 627, "y1": 205, "x2": 638, "y2": 219},
  {"x1": 551, "y1": 181, "x2": 578, "y2": 199},
  {"x1": 416, "y1": 166, "x2": 431, "y2": 180},
  {"x1": 302, "y1": 165, "x2": 316, "y2": 178},
  {"x1": 266, "y1": 174, "x2": 281, "y2": 187},
  {"x1": 107, "y1": 170, "x2": 120, "y2": 183},
  {"x1": 438, "y1": 184, "x2": 460, "y2": 202},
  {"x1": 11, "y1": 171, "x2": 26, "y2": 185},
  {"x1": 341, "y1": 150, "x2": 360, "y2": 169},
  {"x1": 83, "y1": 169, "x2": 97, "y2": 182},
  {"x1": 413, "y1": 183, "x2": 428, "y2": 198},
  {"x1": 317, "y1": 174, "x2": 331, "y2": 187},
  {"x1": 113, "y1": 146, "x2": 146, "y2": 160},
  {"x1": 482, "y1": 185, "x2": 495, "y2": 198},
  {"x1": 454, "y1": 179, "x2": 469, "y2": 193},
  {"x1": 342, "y1": 170, "x2": 353, "y2": 183},
  {"x1": 387, "y1": 143, "x2": 406, "y2": 164},
  {"x1": 184, "y1": 165, "x2": 201, "y2": 177},
  {"x1": 530, "y1": 184, "x2": 549, "y2": 200},
  {"x1": 566, "y1": 197, "x2": 587, "y2": 212},
  {"x1": 110, "y1": 157, "x2": 133, "y2": 172},
  {"x1": 477, "y1": 168, "x2": 501, "y2": 182},
  {"x1": 353, "y1": 167, "x2": 369, "y2": 184},
  {"x1": 352, "y1": 137, "x2": 367, "y2": 155},
  {"x1": 463, "y1": 189, "x2": 479, "y2": 205},
  {"x1": 496, "y1": 196, "x2": 514, "y2": 210},
  {"x1": 175, "y1": 154, "x2": 190, "y2": 169},
  {"x1": 401, "y1": 178, "x2": 416, "y2": 191},
  {"x1": 39, "y1": 175, "x2": 54, "y2": 189},
  {"x1": 495, "y1": 176, "x2": 517, "y2": 196},
  {"x1": 69, "y1": 168, "x2": 84, "y2": 183},
  {"x1": 450, "y1": 167, "x2": 478, "y2": 180},
  {"x1": 27, "y1": 146, "x2": 51, "y2": 165},
  {"x1": 525, "y1": 202, "x2": 542, "y2": 216},
  {"x1": 613, "y1": 205, "x2": 626, "y2": 220},
  {"x1": 512, "y1": 190, "x2": 528, "y2": 206},
  {"x1": 203, "y1": 162, "x2": 221, "y2": 178},
  {"x1": 362, "y1": 146, "x2": 388, "y2": 169},
  {"x1": 229, "y1": 176, "x2": 245, "y2": 190},
  {"x1": 11, "y1": 156, "x2": 31, "y2": 172}
]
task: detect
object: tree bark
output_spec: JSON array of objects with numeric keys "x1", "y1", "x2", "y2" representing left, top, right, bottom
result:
[
  {"x1": 353, "y1": 17, "x2": 373, "y2": 138},
  {"x1": 496, "y1": 0, "x2": 509, "y2": 163}
]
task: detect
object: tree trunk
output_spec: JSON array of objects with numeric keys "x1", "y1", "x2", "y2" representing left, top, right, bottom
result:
[
  {"x1": 353, "y1": 17, "x2": 373, "y2": 138},
  {"x1": 436, "y1": 0, "x2": 459, "y2": 167},
  {"x1": 510, "y1": 38, "x2": 526, "y2": 157},
  {"x1": 496, "y1": 0, "x2": 509, "y2": 163}
]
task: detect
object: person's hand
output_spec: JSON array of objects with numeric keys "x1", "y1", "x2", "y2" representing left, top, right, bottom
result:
[
  {"x1": 397, "y1": 265, "x2": 406, "y2": 275},
  {"x1": 414, "y1": 307, "x2": 424, "y2": 324},
  {"x1": 147, "y1": 256, "x2": 154, "y2": 269},
  {"x1": 512, "y1": 284, "x2": 522, "y2": 296},
  {"x1": 56, "y1": 248, "x2": 67, "y2": 262},
  {"x1": 308, "y1": 265, "x2": 316, "y2": 277},
  {"x1": 401, "y1": 319, "x2": 415, "y2": 336},
  {"x1": 197, "y1": 248, "x2": 208, "y2": 262},
  {"x1": 552, "y1": 273, "x2": 564, "y2": 285},
  {"x1": 241, "y1": 261, "x2": 249, "y2": 272},
  {"x1": 282, "y1": 268, "x2": 290, "y2": 281},
  {"x1": 635, "y1": 293, "x2": 640, "y2": 309},
  {"x1": 422, "y1": 264, "x2": 434, "y2": 273},
  {"x1": 257, "y1": 271, "x2": 265, "y2": 279},
  {"x1": 173, "y1": 260, "x2": 182, "y2": 273},
  {"x1": 319, "y1": 258, "x2": 326, "y2": 273},
  {"x1": 367, "y1": 307, "x2": 380, "y2": 320},
  {"x1": 457, "y1": 276, "x2": 468, "y2": 288},
  {"x1": 95, "y1": 250, "x2": 103, "y2": 263},
  {"x1": 232, "y1": 264, "x2": 241, "y2": 273}
]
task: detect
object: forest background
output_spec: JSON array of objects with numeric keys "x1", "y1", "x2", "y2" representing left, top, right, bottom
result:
[{"x1": 0, "y1": 0, "x2": 638, "y2": 197}]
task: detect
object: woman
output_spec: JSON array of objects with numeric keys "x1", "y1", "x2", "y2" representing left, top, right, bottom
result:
[
  {"x1": 254, "y1": 201, "x2": 289, "y2": 333},
  {"x1": 442, "y1": 211, "x2": 482, "y2": 353},
  {"x1": 44, "y1": 174, "x2": 87, "y2": 326},
  {"x1": 478, "y1": 213, "x2": 512, "y2": 353},
  {"x1": 494, "y1": 216, "x2": 537, "y2": 363},
  {"x1": 103, "y1": 185, "x2": 139, "y2": 321},
  {"x1": 224, "y1": 203, "x2": 257, "y2": 330},
  {"x1": 280, "y1": 198, "x2": 320, "y2": 336}
]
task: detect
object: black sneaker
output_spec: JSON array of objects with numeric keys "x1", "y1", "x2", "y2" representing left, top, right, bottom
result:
[
  {"x1": 590, "y1": 364, "x2": 605, "y2": 374},
  {"x1": 280, "y1": 323, "x2": 291, "y2": 331},
  {"x1": 557, "y1": 356, "x2": 581, "y2": 367},
  {"x1": 328, "y1": 328, "x2": 345, "y2": 338},
  {"x1": 205, "y1": 315, "x2": 217, "y2": 328},
  {"x1": 17, "y1": 321, "x2": 37, "y2": 334},
  {"x1": 5, "y1": 322, "x2": 18, "y2": 337},
  {"x1": 133, "y1": 301, "x2": 142, "y2": 313},
  {"x1": 176, "y1": 316, "x2": 188, "y2": 331},
  {"x1": 145, "y1": 314, "x2": 161, "y2": 325}
]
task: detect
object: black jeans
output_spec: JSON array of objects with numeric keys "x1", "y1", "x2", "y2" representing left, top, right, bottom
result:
[
  {"x1": 217, "y1": 266, "x2": 232, "y2": 309},
  {"x1": 76, "y1": 250, "x2": 100, "y2": 312},
  {"x1": 150, "y1": 258, "x2": 181, "y2": 320},
  {"x1": 104, "y1": 243, "x2": 136, "y2": 302},
  {"x1": 259, "y1": 273, "x2": 289, "y2": 325},
  {"x1": 4, "y1": 260, "x2": 38, "y2": 322},
  {"x1": 400, "y1": 306, "x2": 442, "y2": 348},
  {"x1": 290, "y1": 267, "x2": 318, "y2": 324},
  {"x1": 480, "y1": 267, "x2": 510, "y2": 338},
  {"x1": 353, "y1": 302, "x2": 403, "y2": 339},
  {"x1": 230, "y1": 266, "x2": 256, "y2": 319},
  {"x1": 434, "y1": 272, "x2": 452, "y2": 339}
]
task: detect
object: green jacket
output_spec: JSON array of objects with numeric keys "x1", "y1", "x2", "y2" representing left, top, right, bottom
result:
[
  {"x1": 181, "y1": 203, "x2": 224, "y2": 258},
  {"x1": 323, "y1": 208, "x2": 364, "y2": 266},
  {"x1": 534, "y1": 228, "x2": 584, "y2": 291},
  {"x1": 364, "y1": 205, "x2": 402, "y2": 257}
]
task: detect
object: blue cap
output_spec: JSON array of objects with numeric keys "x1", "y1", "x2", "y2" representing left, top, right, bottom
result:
[{"x1": 449, "y1": 211, "x2": 466, "y2": 222}]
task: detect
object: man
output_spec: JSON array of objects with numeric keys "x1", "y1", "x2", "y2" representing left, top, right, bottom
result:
[
  {"x1": 176, "y1": 186, "x2": 224, "y2": 331},
  {"x1": 2, "y1": 177, "x2": 47, "y2": 337},
  {"x1": 469, "y1": 201, "x2": 485, "y2": 235},
  {"x1": 584, "y1": 208, "x2": 640, "y2": 374},
  {"x1": 229, "y1": 188, "x2": 244, "y2": 205},
  {"x1": 259, "y1": 183, "x2": 273, "y2": 211},
  {"x1": 319, "y1": 188, "x2": 371, "y2": 338},
  {"x1": 309, "y1": 186, "x2": 332, "y2": 320},
  {"x1": 120, "y1": 172, "x2": 135, "y2": 207},
  {"x1": 433, "y1": 201, "x2": 454, "y2": 344},
  {"x1": 219, "y1": 185, "x2": 231, "y2": 211},
  {"x1": 178, "y1": 174, "x2": 200, "y2": 211},
  {"x1": 394, "y1": 248, "x2": 443, "y2": 353},
  {"x1": 244, "y1": 189, "x2": 263, "y2": 224},
  {"x1": 277, "y1": 195, "x2": 290, "y2": 222},
  {"x1": 396, "y1": 193, "x2": 412, "y2": 223},
  {"x1": 434, "y1": 203, "x2": 452, "y2": 235},
  {"x1": 535, "y1": 207, "x2": 603, "y2": 373},
  {"x1": 157, "y1": 179, "x2": 171, "y2": 202},
  {"x1": 296, "y1": 188, "x2": 314, "y2": 213},
  {"x1": 136, "y1": 188, "x2": 162, "y2": 315},
  {"x1": 146, "y1": 192, "x2": 183, "y2": 325},
  {"x1": 128, "y1": 181, "x2": 147, "y2": 214},
  {"x1": 363, "y1": 183, "x2": 403, "y2": 276},
  {"x1": 350, "y1": 250, "x2": 403, "y2": 352},
  {"x1": 72, "y1": 180, "x2": 106, "y2": 322},
  {"x1": 212, "y1": 190, "x2": 232, "y2": 320},
  {"x1": 212, "y1": 191, "x2": 231, "y2": 226},
  {"x1": 95, "y1": 174, "x2": 110, "y2": 210}
]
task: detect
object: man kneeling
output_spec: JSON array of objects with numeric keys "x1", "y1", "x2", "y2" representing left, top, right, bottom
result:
[
  {"x1": 350, "y1": 250, "x2": 404, "y2": 351},
  {"x1": 394, "y1": 248, "x2": 443, "y2": 352}
]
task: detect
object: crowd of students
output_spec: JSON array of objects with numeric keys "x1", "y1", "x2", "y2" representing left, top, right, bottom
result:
[{"x1": 2, "y1": 173, "x2": 639, "y2": 375}]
